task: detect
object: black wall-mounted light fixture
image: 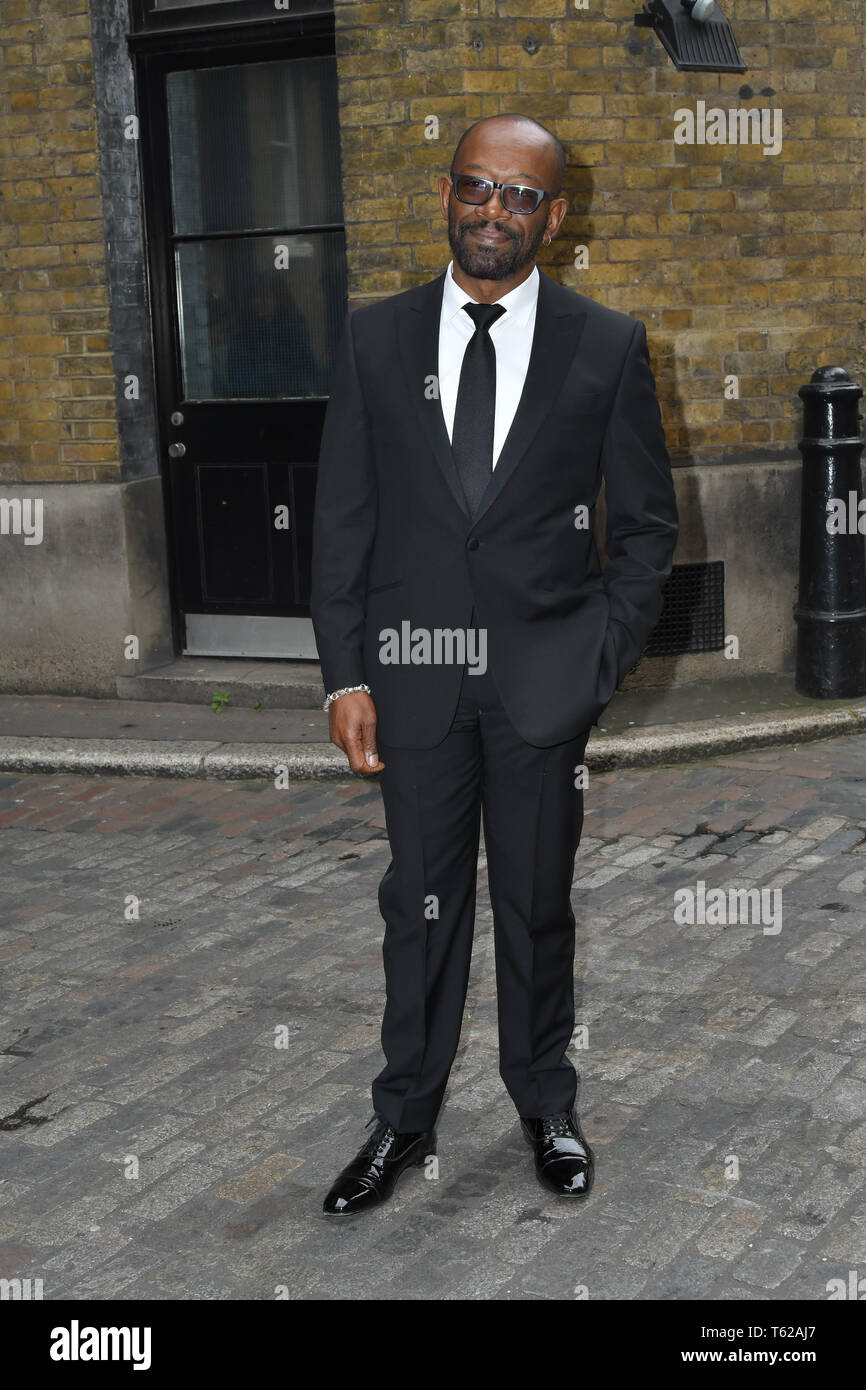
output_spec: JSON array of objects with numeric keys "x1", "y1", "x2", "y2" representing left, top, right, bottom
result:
[{"x1": 634, "y1": 0, "x2": 746, "y2": 74}]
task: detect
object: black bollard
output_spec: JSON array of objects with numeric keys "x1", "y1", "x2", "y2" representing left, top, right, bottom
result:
[{"x1": 795, "y1": 366, "x2": 866, "y2": 698}]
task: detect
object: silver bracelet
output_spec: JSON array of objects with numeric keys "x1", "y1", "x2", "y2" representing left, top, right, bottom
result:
[{"x1": 323, "y1": 683, "x2": 371, "y2": 712}]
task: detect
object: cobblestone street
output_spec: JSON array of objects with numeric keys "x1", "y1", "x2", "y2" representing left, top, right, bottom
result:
[{"x1": 1, "y1": 735, "x2": 866, "y2": 1301}]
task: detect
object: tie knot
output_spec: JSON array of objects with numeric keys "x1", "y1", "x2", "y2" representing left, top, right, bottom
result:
[{"x1": 462, "y1": 301, "x2": 506, "y2": 334}]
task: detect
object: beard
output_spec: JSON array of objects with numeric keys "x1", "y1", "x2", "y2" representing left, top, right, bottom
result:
[{"x1": 448, "y1": 202, "x2": 546, "y2": 280}]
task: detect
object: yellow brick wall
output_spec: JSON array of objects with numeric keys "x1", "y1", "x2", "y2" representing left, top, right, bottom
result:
[
  {"x1": 334, "y1": 0, "x2": 866, "y2": 462},
  {"x1": 0, "y1": 0, "x2": 120, "y2": 483},
  {"x1": 2, "y1": 1, "x2": 862, "y2": 479}
]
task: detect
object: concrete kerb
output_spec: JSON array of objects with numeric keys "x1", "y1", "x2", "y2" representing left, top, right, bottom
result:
[
  {"x1": 588, "y1": 700, "x2": 866, "y2": 771},
  {"x1": 1, "y1": 699, "x2": 866, "y2": 779}
]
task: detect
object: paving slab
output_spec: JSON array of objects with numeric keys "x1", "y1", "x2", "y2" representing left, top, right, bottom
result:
[{"x1": 1, "y1": 733, "x2": 865, "y2": 1298}]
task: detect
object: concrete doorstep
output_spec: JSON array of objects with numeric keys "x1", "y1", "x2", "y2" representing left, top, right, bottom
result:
[{"x1": 1, "y1": 675, "x2": 866, "y2": 779}]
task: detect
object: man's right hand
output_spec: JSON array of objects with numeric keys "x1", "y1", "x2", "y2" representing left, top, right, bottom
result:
[{"x1": 328, "y1": 691, "x2": 385, "y2": 774}]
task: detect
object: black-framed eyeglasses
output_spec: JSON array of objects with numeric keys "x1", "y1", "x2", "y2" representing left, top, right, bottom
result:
[{"x1": 451, "y1": 173, "x2": 552, "y2": 215}]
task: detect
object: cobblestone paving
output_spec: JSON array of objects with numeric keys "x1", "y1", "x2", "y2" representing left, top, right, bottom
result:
[{"x1": 1, "y1": 735, "x2": 866, "y2": 1301}]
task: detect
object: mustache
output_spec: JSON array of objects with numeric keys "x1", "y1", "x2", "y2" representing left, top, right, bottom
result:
[{"x1": 458, "y1": 220, "x2": 520, "y2": 241}]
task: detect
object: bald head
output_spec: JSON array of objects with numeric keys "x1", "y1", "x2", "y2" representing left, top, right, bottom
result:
[{"x1": 450, "y1": 114, "x2": 566, "y2": 197}]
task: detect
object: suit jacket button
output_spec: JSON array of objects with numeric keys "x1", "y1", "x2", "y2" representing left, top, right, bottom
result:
[{"x1": 467, "y1": 537, "x2": 479, "y2": 551}]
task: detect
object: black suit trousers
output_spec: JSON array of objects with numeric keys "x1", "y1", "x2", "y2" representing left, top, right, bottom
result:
[{"x1": 371, "y1": 643, "x2": 590, "y2": 1132}]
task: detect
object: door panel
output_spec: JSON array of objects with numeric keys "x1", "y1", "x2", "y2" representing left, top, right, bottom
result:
[{"x1": 197, "y1": 464, "x2": 272, "y2": 603}]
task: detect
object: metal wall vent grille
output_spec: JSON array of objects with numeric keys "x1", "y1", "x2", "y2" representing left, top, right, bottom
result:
[{"x1": 643, "y1": 560, "x2": 726, "y2": 658}]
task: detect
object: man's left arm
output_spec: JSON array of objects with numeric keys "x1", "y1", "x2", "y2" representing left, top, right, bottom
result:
[{"x1": 599, "y1": 317, "x2": 679, "y2": 684}]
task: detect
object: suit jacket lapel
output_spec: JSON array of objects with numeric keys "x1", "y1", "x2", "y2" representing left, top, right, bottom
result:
[
  {"x1": 396, "y1": 271, "x2": 472, "y2": 520},
  {"x1": 473, "y1": 269, "x2": 587, "y2": 524}
]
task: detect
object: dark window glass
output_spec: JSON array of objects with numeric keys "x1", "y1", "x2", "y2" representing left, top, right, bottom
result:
[
  {"x1": 166, "y1": 55, "x2": 347, "y2": 399},
  {"x1": 167, "y1": 57, "x2": 343, "y2": 234},
  {"x1": 175, "y1": 233, "x2": 347, "y2": 399}
]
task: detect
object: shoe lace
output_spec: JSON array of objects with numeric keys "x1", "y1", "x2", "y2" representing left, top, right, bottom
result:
[
  {"x1": 540, "y1": 1114, "x2": 573, "y2": 1140},
  {"x1": 362, "y1": 1114, "x2": 396, "y2": 1161}
]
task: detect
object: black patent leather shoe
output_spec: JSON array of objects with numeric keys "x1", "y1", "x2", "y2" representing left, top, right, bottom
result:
[
  {"x1": 322, "y1": 1115, "x2": 436, "y2": 1217},
  {"x1": 520, "y1": 1108, "x2": 594, "y2": 1197}
]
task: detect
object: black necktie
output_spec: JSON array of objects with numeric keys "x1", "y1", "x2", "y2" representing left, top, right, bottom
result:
[{"x1": 451, "y1": 301, "x2": 506, "y2": 518}]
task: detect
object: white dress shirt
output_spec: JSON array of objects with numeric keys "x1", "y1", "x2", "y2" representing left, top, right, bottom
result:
[{"x1": 438, "y1": 259, "x2": 539, "y2": 468}]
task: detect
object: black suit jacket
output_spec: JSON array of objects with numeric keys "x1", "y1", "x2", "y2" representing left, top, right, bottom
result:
[{"x1": 310, "y1": 267, "x2": 678, "y2": 748}]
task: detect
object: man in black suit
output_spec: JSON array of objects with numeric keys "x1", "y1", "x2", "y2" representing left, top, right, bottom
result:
[{"x1": 311, "y1": 113, "x2": 678, "y2": 1215}]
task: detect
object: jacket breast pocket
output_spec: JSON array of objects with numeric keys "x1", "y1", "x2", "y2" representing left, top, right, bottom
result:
[{"x1": 366, "y1": 580, "x2": 403, "y2": 597}]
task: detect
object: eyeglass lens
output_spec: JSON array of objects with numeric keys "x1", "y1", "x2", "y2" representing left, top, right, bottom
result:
[{"x1": 454, "y1": 176, "x2": 542, "y2": 214}]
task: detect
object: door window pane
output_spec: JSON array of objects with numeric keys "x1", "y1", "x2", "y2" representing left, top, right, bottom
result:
[
  {"x1": 175, "y1": 232, "x2": 347, "y2": 399},
  {"x1": 167, "y1": 57, "x2": 343, "y2": 234}
]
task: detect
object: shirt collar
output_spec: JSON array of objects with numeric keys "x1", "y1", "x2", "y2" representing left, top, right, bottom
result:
[{"x1": 442, "y1": 259, "x2": 539, "y2": 329}]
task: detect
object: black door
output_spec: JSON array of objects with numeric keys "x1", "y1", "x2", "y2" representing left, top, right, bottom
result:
[{"x1": 137, "y1": 25, "x2": 347, "y2": 658}]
